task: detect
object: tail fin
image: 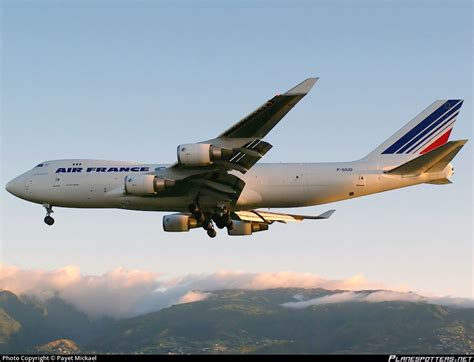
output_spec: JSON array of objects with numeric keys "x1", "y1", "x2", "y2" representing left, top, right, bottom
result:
[{"x1": 363, "y1": 100, "x2": 464, "y2": 166}]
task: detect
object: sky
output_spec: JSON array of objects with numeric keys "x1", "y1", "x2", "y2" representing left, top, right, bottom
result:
[{"x1": 1, "y1": 1, "x2": 472, "y2": 300}]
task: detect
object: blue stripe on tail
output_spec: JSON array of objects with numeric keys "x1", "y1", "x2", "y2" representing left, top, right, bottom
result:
[
  {"x1": 405, "y1": 110, "x2": 460, "y2": 153},
  {"x1": 382, "y1": 100, "x2": 462, "y2": 154},
  {"x1": 396, "y1": 101, "x2": 462, "y2": 154}
]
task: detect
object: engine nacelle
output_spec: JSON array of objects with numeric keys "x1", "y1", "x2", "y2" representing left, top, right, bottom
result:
[
  {"x1": 177, "y1": 143, "x2": 228, "y2": 166},
  {"x1": 163, "y1": 214, "x2": 199, "y2": 232},
  {"x1": 227, "y1": 221, "x2": 269, "y2": 236},
  {"x1": 124, "y1": 175, "x2": 175, "y2": 195}
]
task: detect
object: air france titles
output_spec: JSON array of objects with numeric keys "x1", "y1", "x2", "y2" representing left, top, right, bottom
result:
[{"x1": 55, "y1": 167, "x2": 150, "y2": 173}]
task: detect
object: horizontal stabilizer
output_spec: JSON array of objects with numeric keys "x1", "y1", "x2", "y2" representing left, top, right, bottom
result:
[
  {"x1": 426, "y1": 178, "x2": 452, "y2": 185},
  {"x1": 384, "y1": 140, "x2": 467, "y2": 176}
]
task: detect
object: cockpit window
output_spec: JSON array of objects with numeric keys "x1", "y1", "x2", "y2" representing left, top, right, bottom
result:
[{"x1": 35, "y1": 163, "x2": 44, "y2": 168}]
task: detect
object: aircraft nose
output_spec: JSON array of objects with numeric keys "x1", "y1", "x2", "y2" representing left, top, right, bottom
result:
[{"x1": 5, "y1": 176, "x2": 25, "y2": 197}]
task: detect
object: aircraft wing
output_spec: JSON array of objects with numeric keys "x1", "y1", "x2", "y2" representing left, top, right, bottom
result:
[
  {"x1": 218, "y1": 77, "x2": 318, "y2": 139},
  {"x1": 232, "y1": 209, "x2": 335, "y2": 224},
  {"x1": 170, "y1": 77, "x2": 318, "y2": 174},
  {"x1": 157, "y1": 78, "x2": 318, "y2": 209}
]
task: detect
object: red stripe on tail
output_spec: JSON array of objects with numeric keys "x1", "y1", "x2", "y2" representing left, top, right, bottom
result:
[{"x1": 420, "y1": 128, "x2": 453, "y2": 154}]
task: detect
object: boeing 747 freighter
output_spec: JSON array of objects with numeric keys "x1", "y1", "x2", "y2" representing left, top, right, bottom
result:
[{"x1": 5, "y1": 78, "x2": 467, "y2": 237}]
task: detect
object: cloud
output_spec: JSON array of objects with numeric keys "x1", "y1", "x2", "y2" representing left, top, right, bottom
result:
[
  {"x1": 178, "y1": 291, "x2": 212, "y2": 304},
  {"x1": 281, "y1": 290, "x2": 474, "y2": 309},
  {"x1": 1, "y1": 264, "x2": 472, "y2": 319},
  {"x1": 130, "y1": 271, "x2": 386, "y2": 318},
  {"x1": 283, "y1": 292, "x2": 363, "y2": 308},
  {"x1": 0, "y1": 265, "x2": 162, "y2": 318},
  {"x1": 166, "y1": 270, "x2": 383, "y2": 291},
  {"x1": 0, "y1": 265, "x2": 384, "y2": 318}
]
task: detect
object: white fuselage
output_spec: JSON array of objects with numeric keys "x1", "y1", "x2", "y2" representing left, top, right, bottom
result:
[{"x1": 6, "y1": 159, "x2": 452, "y2": 212}]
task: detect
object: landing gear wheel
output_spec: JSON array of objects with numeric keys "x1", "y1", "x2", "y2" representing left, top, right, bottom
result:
[
  {"x1": 207, "y1": 228, "x2": 217, "y2": 238},
  {"x1": 42, "y1": 204, "x2": 54, "y2": 225},
  {"x1": 221, "y1": 214, "x2": 233, "y2": 230},
  {"x1": 202, "y1": 219, "x2": 212, "y2": 230},
  {"x1": 215, "y1": 219, "x2": 226, "y2": 229},
  {"x1": 221, "y1": 213, "x2": 230, "y2": 223},
  {"x1": 213, "y1": 210, "x2": 231, "y2": 229},
  {"x1": 44, "y1": 216, "x2": 55, "y2": 226}
]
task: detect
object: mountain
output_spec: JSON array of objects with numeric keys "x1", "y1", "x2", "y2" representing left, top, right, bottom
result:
[
  {"x1": 0, "y1": 289, "x2": 473, "y2": 354},
  {"x1": 0, "y1": 305, "x2": 21, "y2": 346},
  {"x1": 88, "y1": 289, "x2": 474, "y2": 354},
  {"x1": 0, "y1": 290, "x2": 104, "y2": 353}
]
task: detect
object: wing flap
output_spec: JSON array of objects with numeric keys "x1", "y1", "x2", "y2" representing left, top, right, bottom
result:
[{"x1": 214, "y1": 139, "x2": 273, "y2": 173}]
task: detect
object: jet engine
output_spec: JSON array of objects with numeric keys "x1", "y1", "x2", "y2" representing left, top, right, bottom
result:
[
  {"x1": 227, "y1": 221, "x2": 269, "y2": 236},
  {"x1": 124, "y1": 175, "x2": 175, "y2": 195},
  {"x1": 177, "y1": 143, "x2": 230, "y2": 166},
  {"x1": 163, "y1": 214, "x2": 199, "y2": 232}
]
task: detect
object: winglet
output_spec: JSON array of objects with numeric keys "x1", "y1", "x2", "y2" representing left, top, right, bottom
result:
[
  {"x1": 290, "y1": 209, "x2": 336, "y2": 220},
  {"x1": 314, "y1": 209, "x2": 335, "y2": 219},
  {"x1": 284, "y1": 77, "x2": 319, "y2": 95}
]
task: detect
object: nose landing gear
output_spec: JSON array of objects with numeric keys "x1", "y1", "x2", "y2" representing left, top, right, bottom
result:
[
  {"x1": 44, "y1": 216, "x2": 54, "y2": 225},
  {"x1": 43, "y1": 204, "x2": 54, "y2": 226}
]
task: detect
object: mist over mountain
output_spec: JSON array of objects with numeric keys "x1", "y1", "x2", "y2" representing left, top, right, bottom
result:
[
  {"x1": 0, "y1": 290, "x2": 109, "y2": 353},
  {"x1": 1, "y1": 289, "x2": 473, "y2": 354},
  {"x1": 2, "y1": 265, "x2": 473, "y2": 320}
]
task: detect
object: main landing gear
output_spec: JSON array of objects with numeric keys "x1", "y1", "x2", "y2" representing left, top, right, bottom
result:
[
  {"x1": 43, "y1": 204, "x2": 54, "y2": 226},
  {"x1": 207, "y1": 228, "x2": 217, "y2": 238},
  {"x1": 188, "y1": 202, "x2": 233, "y2": 238},
  {"x1": 212, "y1": 212, "x2": 233, "y2": 230}
]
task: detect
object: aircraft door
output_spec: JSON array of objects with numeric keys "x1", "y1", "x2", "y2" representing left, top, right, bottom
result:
[
  {"x1": 356, "y1": 175, "x2": 366, "y2": 187},
  {"x1": 53, "y1": 174, "x2": 62, "y2": 188}
]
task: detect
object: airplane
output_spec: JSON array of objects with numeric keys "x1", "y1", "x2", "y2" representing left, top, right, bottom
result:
[{"x1": 5, "y1": 78, "x2": 468, "y2": 237}]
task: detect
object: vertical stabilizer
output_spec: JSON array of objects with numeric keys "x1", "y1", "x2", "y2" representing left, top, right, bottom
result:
[{"x1": 362, "y1": 100, "x2": 463, "y2": 167}]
